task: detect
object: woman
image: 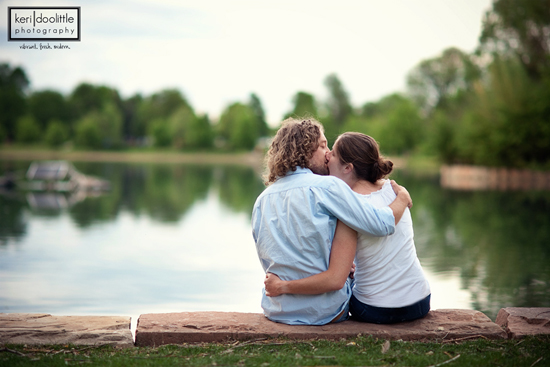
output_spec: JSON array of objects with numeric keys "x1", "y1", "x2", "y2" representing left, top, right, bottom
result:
[{"x1": 264, "y1": 132, "x2": 431, "y2": 324}]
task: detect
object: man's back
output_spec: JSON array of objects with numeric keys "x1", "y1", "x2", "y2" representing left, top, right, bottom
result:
[{"x1": 252, "y1": 167, "x2": 351, "y2": 325}]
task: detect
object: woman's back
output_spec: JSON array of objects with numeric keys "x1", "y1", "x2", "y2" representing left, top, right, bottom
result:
[{"x1": 352, "y1": 180, "x2": 430, "y2": 308}]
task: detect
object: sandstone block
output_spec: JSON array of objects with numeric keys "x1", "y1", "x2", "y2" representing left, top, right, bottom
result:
[
  {"x1": 496, "y1": 307, "x2": 550, "y2": 339},
  {"x1": 0, "y1": 313, "x2": 133, "y2": 347},
  {"x1": 135, "y1": 309, "x2": 506, "y2": 346}
]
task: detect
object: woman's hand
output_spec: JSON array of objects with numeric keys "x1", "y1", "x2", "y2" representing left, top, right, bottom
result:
[
  {"x1": 390, "y1": 180, "x2": 412, "y2": 209},
  {"x1": 349, "y1": 262, "x2": 356, "y2": 279},
  {"x1": 264, "y1": 272, "x2": 285, "y2": 297}
]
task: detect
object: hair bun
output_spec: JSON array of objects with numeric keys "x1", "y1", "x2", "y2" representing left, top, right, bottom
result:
[{"x1": 378, "y1": 158, "x2": 393, "y2": 177}]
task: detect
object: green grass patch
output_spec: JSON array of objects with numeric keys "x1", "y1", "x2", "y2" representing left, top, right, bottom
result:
[{"x1": 1, "y1": 335, "x2": 549, "y2": 367}]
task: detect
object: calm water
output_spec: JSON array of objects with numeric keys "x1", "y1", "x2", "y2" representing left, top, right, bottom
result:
[{"x1": 1, "y1": 160, "x2": 549, "y2": 326}]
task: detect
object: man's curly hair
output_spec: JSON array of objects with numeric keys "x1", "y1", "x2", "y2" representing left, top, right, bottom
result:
[{"x1": 263, "y1": 118, "x2": 324, "y2": 185}]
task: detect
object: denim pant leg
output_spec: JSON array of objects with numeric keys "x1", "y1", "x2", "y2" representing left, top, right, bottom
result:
[{"x1": 350, "y1": 294, "x2": 431, "y2": 324}]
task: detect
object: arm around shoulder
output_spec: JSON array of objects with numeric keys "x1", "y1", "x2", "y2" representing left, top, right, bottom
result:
[{"x1": 264, "y1": 220, "x2": 357, "y2": 296}]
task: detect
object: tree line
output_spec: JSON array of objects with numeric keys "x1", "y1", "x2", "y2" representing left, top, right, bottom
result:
[{"x1": 1, "y1": 0, "x2": 549, "y2": 168}]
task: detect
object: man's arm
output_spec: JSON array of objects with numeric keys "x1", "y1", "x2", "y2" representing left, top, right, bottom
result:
[
  {"x1": 264, "y1": 220, "x2": 357, "y2": 296},
  {"x1": 389, "y1": 180, "x2": 413, "y2": 225},
  {"x1": 316, "y1": 177, "x2": 412, "y2": 237}
]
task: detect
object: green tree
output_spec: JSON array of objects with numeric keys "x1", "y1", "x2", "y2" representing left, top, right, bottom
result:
[
  {"x1": 122, "y1": 93, "x2": 144, "y2": 142},
  {"x1": 137, "y1": 89, "x2": 194, "y2": 146},
  {"x1": 478, "y1": 0, "x2": 550, "y2": 80},
  {"x1": 14, "y1": 115, "x2": 41, "y2": 143},
  {"x1": 323, "y1": 73, "x2": 353, "y2": 142},
  {"x1": 44, "y1": 119, "x2": 69, "y2": 148},
  {"x1": 28, "y1": 90, "x2": 70, "y2": 132},
  {"x1": 407, "y1": 47, "x2": 481, "y2": 114},
  {"x1": 69, "y1": 83, "x2": 123, "y2": 120},
  {"x1": 324, "y1": 73, "x2": 352, "y2": 126},
  {"x1": 186, "y1": 114, "x2": 214, "y2": 150},
  {"x1": 15, "y1": 115, "x2": 42, "y2": 144},
  {"x1": 343, "y1": 94, "x2": 424, "y2": 155},
  {"x1": 249, "y1": 93, "x2": 269, "y2": 137},
  {"x1": 0, "y1": 124, "x2": 5, "y2": 143},
  {"x1": 458, "y1": 56, "x2": 550, "y2": 167},
  {"x1": 285, "y1": 91, "x2": 319, "y2": 119},
  {"x1": 0, "y1": 63, "x2": 29, "y2": 141},
  {"x1": 74, "y1": 102, "x2": 123, "y2": 149},
  {"x1": 218, "y1": 102, "x2": 258, "y2": 150},
  {"x1": 169, "y1": 105, "x2": 197, "y2": 149},
  {"x1": 74, "y1": 113, "x2": 102, "y2": 149},
  {"x1": 150, "y1": 118, "x2": 172, "y2": 148}
]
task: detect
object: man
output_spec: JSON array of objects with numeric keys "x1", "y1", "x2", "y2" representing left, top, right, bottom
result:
[{"x1": 252, "y1": 118, "x2": 412, "y2": 325}]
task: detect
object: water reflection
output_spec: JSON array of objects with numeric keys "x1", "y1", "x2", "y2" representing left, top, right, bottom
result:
[
  {"x1": 391, "y1": 170, "x2": 550, "y2": 319},
  {"x1": 0, "y1": 161, "x2": 548, "y2": 321}
]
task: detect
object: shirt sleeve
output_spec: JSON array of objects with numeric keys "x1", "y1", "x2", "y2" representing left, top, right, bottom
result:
[{"x1": 312, "y1": 178, "x2": 396, "y2": 237}]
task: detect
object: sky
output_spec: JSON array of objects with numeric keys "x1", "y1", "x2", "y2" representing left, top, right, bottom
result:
[{"x1": 1, "y1": 0, "x2": 493, "y2": 125}]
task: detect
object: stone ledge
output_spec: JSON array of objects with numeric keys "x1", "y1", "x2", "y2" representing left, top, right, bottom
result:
[
  {"x1": 0, "y1": 313, "x2": 133, "y2": 347},
  {"x1": 496, "y1": 307, "x2": 550, "y2": 339},
  {"x1": 135, "y1": 309, "x2": 507, "y2": 346}
]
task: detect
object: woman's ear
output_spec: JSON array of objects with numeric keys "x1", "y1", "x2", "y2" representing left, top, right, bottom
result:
[{"x1": 344, "y1": 163, "x2": 354, "y2": 174}]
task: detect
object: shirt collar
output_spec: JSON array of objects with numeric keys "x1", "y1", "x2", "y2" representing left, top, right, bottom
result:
[{"x1": 286, "y1": 166, "x2": 312, "y2": 176}]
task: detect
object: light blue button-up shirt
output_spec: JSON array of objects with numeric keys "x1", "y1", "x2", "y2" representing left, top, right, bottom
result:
[{"x1": 252, "y1": 167, "x2": 396, "y2": 325}]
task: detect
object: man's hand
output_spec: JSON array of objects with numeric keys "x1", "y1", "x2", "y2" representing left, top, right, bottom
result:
[
  {"x1": 390, "y1": 180, "x2": 412, "y2": 209},
  {"x1": 264, "y1": 273, "x2": 285, "y2": 297}
]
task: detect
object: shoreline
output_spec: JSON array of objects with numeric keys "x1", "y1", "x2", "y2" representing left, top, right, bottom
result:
[{"x1": 0, "y1": 148, "x2": 266, "y2": 169}]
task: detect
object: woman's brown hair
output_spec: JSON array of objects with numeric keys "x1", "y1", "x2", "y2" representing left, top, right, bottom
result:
[
  {"x1": 263, "y1": 118, "x2": 323, "y2": 185},
  {"x1": 333, "y1": 132, "x2": 393, "y2": 183}
]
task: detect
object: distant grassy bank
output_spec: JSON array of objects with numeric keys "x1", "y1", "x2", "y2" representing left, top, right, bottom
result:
[{"x1": 0, "y1": 146, "x2": 265, "y2": 170}]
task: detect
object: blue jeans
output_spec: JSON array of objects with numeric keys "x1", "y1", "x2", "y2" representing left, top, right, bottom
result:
[{"x1": 349, "y1": 294, "x2": 431, "y2": 324}]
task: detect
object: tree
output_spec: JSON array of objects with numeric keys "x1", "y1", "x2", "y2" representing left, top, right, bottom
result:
[
  {"x1": 324, "y1": 73, "x2": 353, "y2": 127},
  {"x1": 249, "y1": 93, "x2": 269, "y2": 137},
  {"x1": 344, "y1": 94, "x2": 424, "y2": 155},
  {"x1": 218, "y1": 102, "x2": 258, "y2": 150},
  {"x1": 285, "y1": 91, "x2": 319, "y2": 119},
  {"x1": 150, "y1": 118, "x2": 171, "y2": 148},
  {"x1": 407, "y1": 47, "x2": 481, "y2": 114},
  {"x1": 137, "y1": 89, "x2": 193, "y2": 144},
  {"x1": 321, "y1": 73, "x2": 354, "y2": 143},
  {"x1": 69, "y1": 83, "x2": 123, "y2": 120},
  {"x1": 14, "y1": 115, "x2": 41, "y2": 143},
  {"x1": 74, "y1": 102, "x2": 123, "y2": 149},
  {"x1": 28, "y1": 90, "x2": 70, "y2": 132},
  {"x1": 75, "y1": 114, "x2": 102, "y2": 149},
  {"x1": 186, "y1": 114, "x2": 214, "y2": 150},
  {"x1": 44, "y1": 119, "x2": 69, "y2": 148},
  {"x1": 168, "y1": 105, "x2": 196, "y2": 149},
  {"x1": 478, "y1": 0, "x2": 550, "y2": 80},
  {"x1": 121, "y1": 93, "x2": 144, "y2": 142},
  {"x1": 458, "y1": 56, "x2": 550, "y2": 167},
  {"x1": 0, "y1": 63, "x2": 29, "y2": 141}
]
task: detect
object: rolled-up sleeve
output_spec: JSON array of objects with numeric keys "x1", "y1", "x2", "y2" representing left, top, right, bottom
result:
[{"x1": 312, "y1": 178, "x2": 395, "y2": 237}]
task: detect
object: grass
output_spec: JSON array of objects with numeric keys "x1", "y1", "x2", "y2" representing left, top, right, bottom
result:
[
  {"x1": 1, "y1": 335, "x2": 549, "y2": 367},
  {"x1": 0, "y1": 145, "x2": 265, "y2": 170}
]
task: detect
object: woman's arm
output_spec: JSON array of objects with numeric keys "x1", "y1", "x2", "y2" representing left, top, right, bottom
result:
[{"x1": 264, "y1": 220, "x2": 357, "y2": 296}]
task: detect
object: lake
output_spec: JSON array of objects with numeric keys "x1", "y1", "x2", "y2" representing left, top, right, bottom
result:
[{"x1": 1, "y1": 160, "x2": 549, "y2": 328}]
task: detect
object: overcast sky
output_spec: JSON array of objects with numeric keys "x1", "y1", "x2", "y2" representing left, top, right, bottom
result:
[{"x1": 1, "y1": 0, "x2": 493, "y2": 124}]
